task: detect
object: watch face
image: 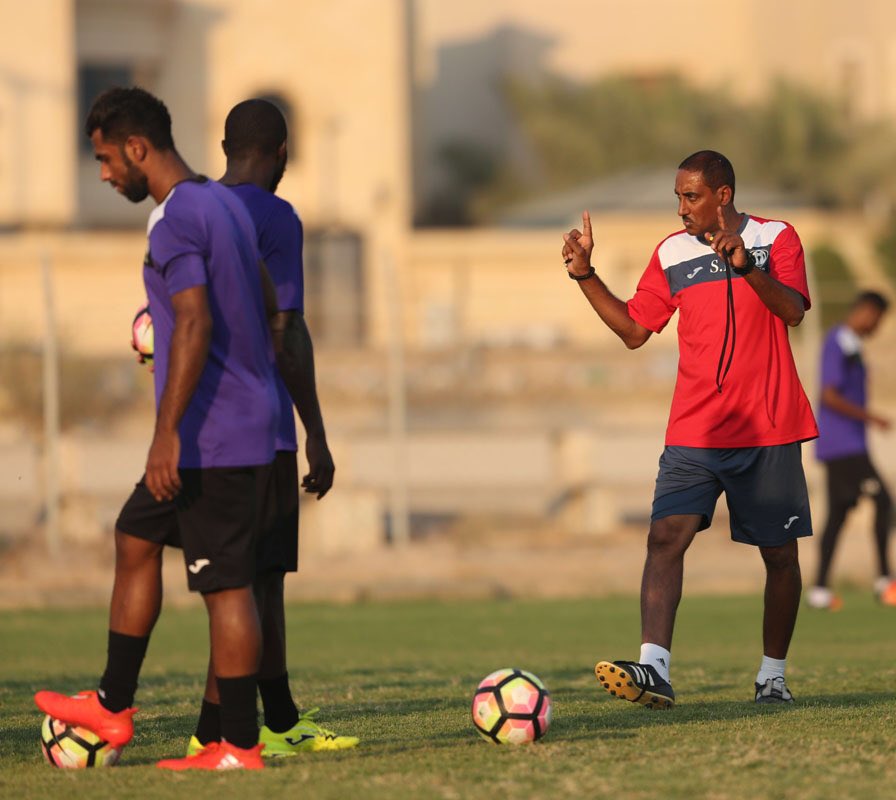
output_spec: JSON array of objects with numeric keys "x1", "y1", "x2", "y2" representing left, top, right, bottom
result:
[{"x1": 746, "y1": 247, "x2": 770, "y2": 270}]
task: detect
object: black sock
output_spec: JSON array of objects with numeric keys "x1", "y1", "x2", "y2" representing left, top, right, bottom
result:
[
  {"x1": 194, "y1": 699, "x2": 221, "y2": 745},
  {"x1": 258, "y1": 672, "x2": 299, "y2": 733},
  {"x1": 217, "y1": 675, "x2": 259, "y2": 749},
  {"x1": 98, "y1": 631, "x2": 149, "y2": 712}
]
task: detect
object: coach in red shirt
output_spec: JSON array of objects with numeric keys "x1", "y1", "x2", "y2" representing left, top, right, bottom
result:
[{"x1": 563, "y1": 150, "x2": 817, "y2": 708}]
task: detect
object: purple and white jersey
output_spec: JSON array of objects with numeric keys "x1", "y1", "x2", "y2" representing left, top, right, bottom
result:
[
  {"x1": 227, "y1": 182, "x2": 304, "y2": 453},
  {"x1": 816, "y1": 324, "x2": 868, "y2": 462},
  {"x1": 143, "y1": 176, "x2": 279, "y2": 468}
]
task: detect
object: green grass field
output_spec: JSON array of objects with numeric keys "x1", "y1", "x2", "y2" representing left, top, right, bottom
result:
[{"x1": 2, "y1": 593, "x2": 895, "y2": 799}]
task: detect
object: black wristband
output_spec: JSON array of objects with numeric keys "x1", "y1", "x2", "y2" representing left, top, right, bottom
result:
[
  {"x1": 732, "y1": 259, "x2": 754, "y2": 276},
  {"x1": 568, "y1": 266, "x2": 596, "y2": 281}
]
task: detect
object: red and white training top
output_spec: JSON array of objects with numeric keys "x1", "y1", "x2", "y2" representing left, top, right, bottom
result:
[{"x1": 627, "y1": 215, "x2": 818, "y2": 448}]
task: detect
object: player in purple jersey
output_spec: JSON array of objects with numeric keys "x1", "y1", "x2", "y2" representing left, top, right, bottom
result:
[
  {"x1": 35, "y1": 87, "x2": 278, "y2": 771},
  {"x1": 183, "y1": 98, "x2": 356, "y2": 756},
  {"x1": 809, "y1": 290, "x2": 895, "y2": 610}
]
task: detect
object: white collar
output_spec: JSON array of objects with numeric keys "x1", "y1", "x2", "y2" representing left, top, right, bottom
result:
[{"x1": 835, "y1": 325, "x2": 862, "y2": 356}]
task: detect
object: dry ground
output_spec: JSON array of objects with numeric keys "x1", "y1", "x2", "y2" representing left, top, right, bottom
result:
[{"x1": 0, "y1": 502, "x2": 887, "y2": 608}]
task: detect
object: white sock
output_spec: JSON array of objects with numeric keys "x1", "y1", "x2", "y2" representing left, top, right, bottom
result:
[
  {"x1": 639, "y1": 643, "x2": 671, "y2": 683},
  {"x1": 756, "y1": 655, "x2": 786, "y2": 684}
]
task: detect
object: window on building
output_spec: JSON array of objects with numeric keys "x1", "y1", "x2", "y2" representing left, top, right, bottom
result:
[{"x1": 304, "y1": 229, "x2": 365, "y2": 347}]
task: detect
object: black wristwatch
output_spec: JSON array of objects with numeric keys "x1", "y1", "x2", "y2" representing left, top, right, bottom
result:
[{"x1": 732, "y1": 253, "x2": 754, "y2": 276}]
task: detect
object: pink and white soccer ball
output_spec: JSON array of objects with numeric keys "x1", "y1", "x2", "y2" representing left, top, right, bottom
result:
[
  {"x1": 40, "y1": 715, "x2": 121, "y2": 768},
  {"x1": 131, "y1": 302, "x2": 154, "y2": 365},
  {"x1": 471, "y1": 668, "x2": 552, "y2": 744}
]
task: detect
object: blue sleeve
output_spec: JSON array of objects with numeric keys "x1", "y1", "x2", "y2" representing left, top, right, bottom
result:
[
  {"x1": 820, "y1": 331, "x2": 845, "y2": 391},
  {"x1": 258, "y1": 204, "x2": 304, "y2": 314}
]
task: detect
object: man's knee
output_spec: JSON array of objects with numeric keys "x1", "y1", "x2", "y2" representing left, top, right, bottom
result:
[
  {"x1": 647, "y1": 515, "x2": 700, "y2": 557},
  {"x1": 760, "y1": 540, "x2": 800, "y2": 571},
  {"x1": 114, "y1": 529, "x2": 162, "y2": 570}
]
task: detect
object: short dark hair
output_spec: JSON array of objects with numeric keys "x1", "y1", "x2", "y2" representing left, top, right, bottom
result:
[
  {"x1": 678, "y1": 150, "x2": 736, "y2": 197},
  {"x1": 853, "y1": 290, "x2": 890, "y2": 312},
  {"x1": 223, "y1": 99, "x2": 287, "y2": 158},
  {"x1": 85, "y1": 87, "x2": 174, "y2": 150}
]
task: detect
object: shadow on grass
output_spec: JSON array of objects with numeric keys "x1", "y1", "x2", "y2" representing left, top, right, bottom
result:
[{"x1": 555, "y1": 690, "x2": 896, "y2": 741}]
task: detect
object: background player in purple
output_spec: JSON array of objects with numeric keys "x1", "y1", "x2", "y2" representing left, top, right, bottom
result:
[
  {"x1": 35, "y1": 87, "x2": 279, "y2": 771},
  {"x1": 184, "y1": 98, "x2": 357, "y2": 755},
  {"x1": 809, "y1": 290, "x2": 895, "y2": 610}
]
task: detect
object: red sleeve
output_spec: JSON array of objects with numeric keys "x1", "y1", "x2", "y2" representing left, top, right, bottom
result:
[
  {"x1": 770, "y1": 224, "x2": 811, "y2": 310},
  {"x1": 626, "y1": 248, "x2": 676, "y2": 334}
]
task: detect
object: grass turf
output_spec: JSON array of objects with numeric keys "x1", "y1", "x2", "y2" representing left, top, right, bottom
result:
[{"x1": 2, "y1": 593, "x2": 895, "y2": 799}]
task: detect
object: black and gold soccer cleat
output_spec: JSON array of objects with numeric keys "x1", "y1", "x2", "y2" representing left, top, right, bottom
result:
[{"x1": 595, "y1": 660, "x2": 675, "y2": 709}]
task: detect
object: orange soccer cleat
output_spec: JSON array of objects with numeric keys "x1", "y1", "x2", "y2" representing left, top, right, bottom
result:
[
  {"x1": 34, "y1": 690, "x2": 136, "y2": 747},
  {"x1": 878, "y1": 579, "x2": 896, "y2": 607},
  {"x1": 156, "y1": 741, "x2": 265, "y2": 771}
]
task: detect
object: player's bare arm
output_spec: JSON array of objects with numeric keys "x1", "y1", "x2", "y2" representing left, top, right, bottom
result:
[
  {"x1": 147, "y1": 285, "x2": 212, "y2": 502},
  {"x1": 271, "y1": 310, "x2": 334, "y2": 498},
  {"x1": 821, "y1": 385, "x2": 892, "y2": 429},
  {"x1": 258, "y1": 259, "x2": 280, "y2": 322},
  {"x1": 259, "y1": 259, "x2": 336, "y2": 496},
  {"x1": 562, "y1": 210, "x2": 651, "y2": 349},
  {"x1": 709, "y1": 207, "x2": 805, "y2": 327}
]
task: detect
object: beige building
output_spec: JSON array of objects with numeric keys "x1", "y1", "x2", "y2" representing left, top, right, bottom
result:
[
  {"x1": 2, "y1": 0, "x2": 895, "y2": 349},
  {"x1": 1, "y1": 0, "x2": 412, "y2": 349}
]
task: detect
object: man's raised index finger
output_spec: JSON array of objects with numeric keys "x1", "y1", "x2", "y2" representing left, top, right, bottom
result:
[
  {"x1": 716, "y1": 205, "x2": 727, "y2": 232},
  {"x1": 583, "y1": 210, "x2": 592, "y2": 237}
]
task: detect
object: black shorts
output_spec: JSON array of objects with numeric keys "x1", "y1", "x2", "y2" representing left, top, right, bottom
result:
[
  {"x1": 115, "y1": 464, "x2": 274, "y2": 593},
  {"x1": 652, "y1": 444, "x2": 813, "y2": 547},
  {"x1": 255, "y1": 450, "x2": 300, "y2": 576},
  {"x1": 824, "y1": 452, "x2": 889, "y2": 509}
]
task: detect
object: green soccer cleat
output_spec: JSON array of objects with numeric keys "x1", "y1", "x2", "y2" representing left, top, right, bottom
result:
[
  {"x1": 259, "y1": 708, "x2": 359, "y2": 755},
  {"x1": 185, "y1": 735, "x2": 204, "y2": 757}
]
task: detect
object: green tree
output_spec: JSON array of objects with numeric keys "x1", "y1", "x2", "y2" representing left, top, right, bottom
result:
[{"x1": 810, "y1": 243, "x2": 857, "y2": 330}]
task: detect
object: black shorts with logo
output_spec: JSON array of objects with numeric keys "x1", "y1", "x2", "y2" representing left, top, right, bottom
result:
[
  {"x1": 255, "y1": 450, "x2": 300, "y2": 576},
  {"x1": 115, "y1": 463, "x2": 274, "y2": 593},
  {"x1": 824, "y1": 452, "x2": 889, "y2": 509},
  {"x1": 651, "y1": 443, "x2": 813, "y2": 547}
]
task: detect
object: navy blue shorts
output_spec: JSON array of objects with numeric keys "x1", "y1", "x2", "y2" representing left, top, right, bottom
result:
[{"x1": 652, "y1": 444, "x2": 813, "y2": 547}]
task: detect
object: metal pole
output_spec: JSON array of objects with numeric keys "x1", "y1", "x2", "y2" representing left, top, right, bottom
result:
[
  {"x1": 41, "y1": 252, "x2": 60, "y2": 556},
  {"x1": 383, "y1": 247, "x2": 411, "y2": 546}
]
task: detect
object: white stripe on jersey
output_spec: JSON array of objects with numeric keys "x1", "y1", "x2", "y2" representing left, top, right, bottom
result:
[
  {"x1": 146, "y1": 186, "x2": 176, "y2": 237},
  {"x1": 656, "y1": 217, "x2": 789, "y2": 273}
]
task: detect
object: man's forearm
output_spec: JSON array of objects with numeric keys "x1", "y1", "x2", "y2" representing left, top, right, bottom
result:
[
  {"x1": 743, "y1": 269, "x2": 805, "y2": 327},
  {"x1": 576, "y1": 273, "x2": 651, "y2": 349},
  {"x1": 821, "y1": 386, "x2": 872, "y2": 423},
  {"x1": 157, "y1": 310, "x2": 211, "y2": 433},
  {"x1": 276, "y1": 314, "x2": 326, "y2": 439}
]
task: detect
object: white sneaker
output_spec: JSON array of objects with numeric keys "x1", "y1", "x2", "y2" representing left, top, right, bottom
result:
[
  {"x1": 806, "y1": 586, "x2": 842, "y2": 611},
  {"x1": 755, "y1": 676, "x2": 794, "y2": 704}
]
